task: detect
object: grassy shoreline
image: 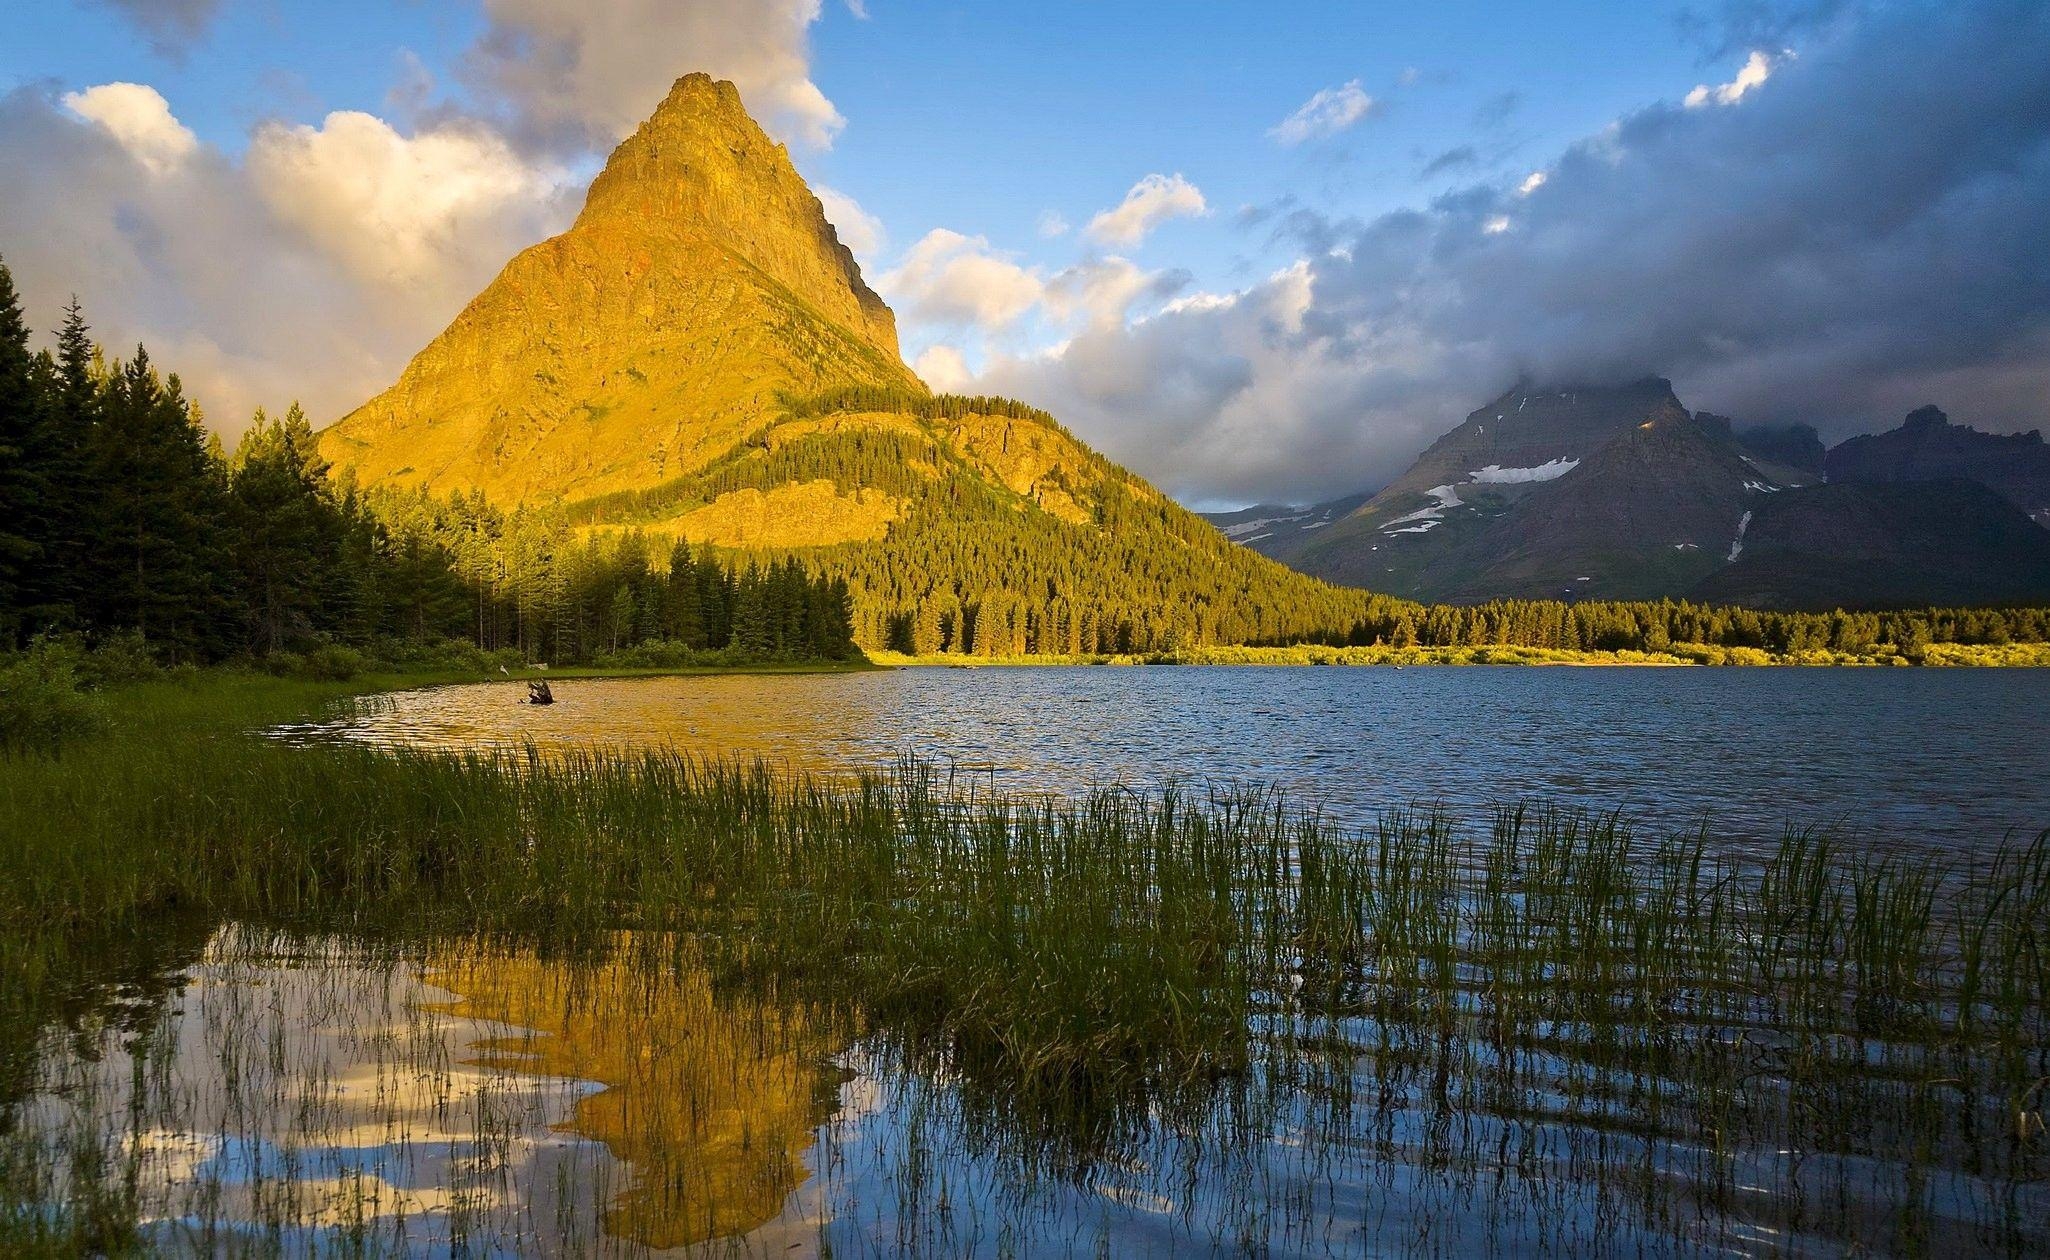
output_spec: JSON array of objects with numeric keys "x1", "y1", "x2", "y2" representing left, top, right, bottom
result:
[{"x1": 869, "y1": 640, "x2": 2050, "y2": 667}]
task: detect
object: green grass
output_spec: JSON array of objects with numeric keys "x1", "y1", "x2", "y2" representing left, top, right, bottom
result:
[{"x1": 1, "y1": 672, "x2": 2046, "y2": 1253}]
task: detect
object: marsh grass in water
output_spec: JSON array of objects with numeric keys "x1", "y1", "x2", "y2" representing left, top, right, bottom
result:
[{"x1": 0, "y1": 676, "x2": 2045, "y2": 1253}]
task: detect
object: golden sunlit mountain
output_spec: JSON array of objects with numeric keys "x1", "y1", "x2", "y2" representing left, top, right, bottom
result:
[
  {"x1": 317, "y1": 73, "x2": 1381, "y2": 648},
  {"x1": 319, "y1": 73, "x2": 918, "y2": 506}
]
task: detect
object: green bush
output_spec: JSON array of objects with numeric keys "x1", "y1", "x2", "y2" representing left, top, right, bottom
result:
[
  {"x1": 590, "y1": 639, "x2": 735, "y2": 669},
  {"x1": 74, "y1": 631, "x2": 161, "y2": 688},
  {"x1": 0, "y1": 640, "x2": 106, "y2": 749},
  {"x1": 365, "y1": 636, "x2": 522, "y2": 674},
  {"x1": 301, "y1": 644, "x2": 371, "y2": 681}
]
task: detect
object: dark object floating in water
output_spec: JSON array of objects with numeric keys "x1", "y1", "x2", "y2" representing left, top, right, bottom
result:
[{"x1": 526, "y1": 679, "x2": 555, "y2": 706}]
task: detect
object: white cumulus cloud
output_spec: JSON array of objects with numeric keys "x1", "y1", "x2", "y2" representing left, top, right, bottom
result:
[
  {"x1": 0, "y1": 82, "x2": 579, "y2": 440},
  {"x1": 912, "y1": 344, "x2": 973, "y2": 392},
  {"x1": 1085, "y1": 173, "x2": 1207, "y2": 247},
  {"x1": 248, "y1": 112, "x2": 563, "y2": 303},
  {"x1": 879, "y1": 229, "x2": 1044, "y2": 330},
  {"x1": 1269, "y1": 80, "x2": 1379, "y2": 145},
  {"x1": 61, "y1": 83, "x2": 197, "y2": 175},
  {"x1": 1043, "y1": 256, "x2": 1187, "y2": 329}
]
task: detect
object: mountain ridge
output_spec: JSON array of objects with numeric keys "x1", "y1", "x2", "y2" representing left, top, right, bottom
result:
[
  {"x1": 1239, "y1": 383, "x2": 2050, "y2": 609},
  {"x1": 1825, "y1": 406, "x2": 2050, "y2": 527}
]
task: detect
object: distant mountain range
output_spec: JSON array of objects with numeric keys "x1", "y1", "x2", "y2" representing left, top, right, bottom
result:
[{"x1": 1206, "y1": 382, "x2": 2050, "y2": 609}]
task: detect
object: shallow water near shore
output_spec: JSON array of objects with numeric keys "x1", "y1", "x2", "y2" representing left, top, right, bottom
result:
[{"x1": 280, "y1": 665, "x2": 2050, "y2": 844}]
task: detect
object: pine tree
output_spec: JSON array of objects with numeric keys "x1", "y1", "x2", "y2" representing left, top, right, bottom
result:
[
  {"x1": 231, "y1": 404, "x2": 340, "y2": 653},
  {"x1": 86, "y1": 351, "x2": 232, "y2": 659},
  {"x1": 663, "y1": 545, "x2": 705, "y2": 646},
  {"x1": 23, "y1": 297, "x2": 100, "y2": 631}
]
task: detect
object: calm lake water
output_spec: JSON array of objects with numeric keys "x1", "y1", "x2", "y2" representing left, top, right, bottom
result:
[{"x1": 281, "y1": 665, "x2": 2050, "y2": 844}]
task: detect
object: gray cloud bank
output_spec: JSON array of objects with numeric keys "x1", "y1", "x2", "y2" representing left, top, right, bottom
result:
[{"x1": 984, "y1": 1, "x2": 2050, "y2": 506}]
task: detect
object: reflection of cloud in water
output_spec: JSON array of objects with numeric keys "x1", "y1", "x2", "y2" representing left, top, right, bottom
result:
[{"x1": 14, "y1": 926, "x2": 860, "y2": 1251}]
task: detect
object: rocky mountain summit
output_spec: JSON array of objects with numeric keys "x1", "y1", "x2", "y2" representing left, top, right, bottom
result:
[
  {"x1": 320, "y1": 74, "x2": 917, "y2": 506},
  {"x1": 1826, "y1": 406, "x2": 2050, "y2": 528},
  {"x1": 1231, "y1": 381, "x2": 2050, "y2": 609}
]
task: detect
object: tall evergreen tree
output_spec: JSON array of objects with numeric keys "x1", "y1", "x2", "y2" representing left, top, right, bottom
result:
[
  {"x1": 230, "y1": 404, "x2": 340, "y2": 653},
  {"x1": 86, "y1": 350, "x2": 232, "y2": 659},
  {"x1": 22, "y1": 297, "x2": 101, "y2": 631}
]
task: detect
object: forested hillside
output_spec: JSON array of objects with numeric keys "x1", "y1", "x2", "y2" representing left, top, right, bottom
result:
[{"x1": 563, "y1": 385, "x2": 1390, "y2": 653}]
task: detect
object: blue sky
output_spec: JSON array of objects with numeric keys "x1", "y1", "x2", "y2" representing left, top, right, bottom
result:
[
  {"x1": 6, "y1": 1, "x2": 1718, "y2": 302},
  {"x1": 4, "y1": 1, "x2": 2047, "y2": 506}
]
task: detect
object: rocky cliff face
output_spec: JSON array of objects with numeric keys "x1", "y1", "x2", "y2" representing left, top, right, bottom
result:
[
  {"x1": 1694, "y1": 480, "x2": 2050, "y2": 609},
  {"x1": 319, "y1": 74, "x2": 919, "y2": 506}
]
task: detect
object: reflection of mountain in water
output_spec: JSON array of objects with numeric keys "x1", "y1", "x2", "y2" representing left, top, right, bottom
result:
[{"x1": 428, "y1": 935, "x2": 853, "y2": 1249}]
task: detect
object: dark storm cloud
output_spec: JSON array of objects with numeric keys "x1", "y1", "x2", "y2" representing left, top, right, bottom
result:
[{"x1": 984, "y1": 0, "x2": 2050, "y2": 506}]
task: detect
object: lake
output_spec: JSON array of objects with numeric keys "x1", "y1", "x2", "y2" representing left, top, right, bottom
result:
[
  {"x1": 281, "y1": 665, "x2": 2050, "y2": 845},
  {"x1": 10, "y1": 665, "x2": 2048, "y2": 1256}
]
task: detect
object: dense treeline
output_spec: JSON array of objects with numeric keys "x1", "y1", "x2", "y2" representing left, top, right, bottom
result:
[
  {"x1": 364, "y1": 487, "x2": 856, "y2": 665},
  {"x1": 778, "y1": 384, "x2": 1059, "y2": 427},
  {"x1": 0, "y1": 260, "x2": 856, "y2": 667},
  {"x1": 1331, "y1": 597, "x2": 2050, "y2": 658}
]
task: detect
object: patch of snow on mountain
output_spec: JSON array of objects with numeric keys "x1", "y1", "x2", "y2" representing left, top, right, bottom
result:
[
  {"x1": 1383, "y1": 485, "x2": 1464, "y2": 531},
  {"x1": 1742, "y1": 480, "x2": 1780, "y2": 493},
  {"x1": 1469, "y1": 458, "x2": 1579, "y2": 484},
  {"x1": 1727, "y1": 510, "x2": 1753, "y2": 562},
  {"x1": 1221, "y1": 512, "x2": 1310, "y2": 539}
]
